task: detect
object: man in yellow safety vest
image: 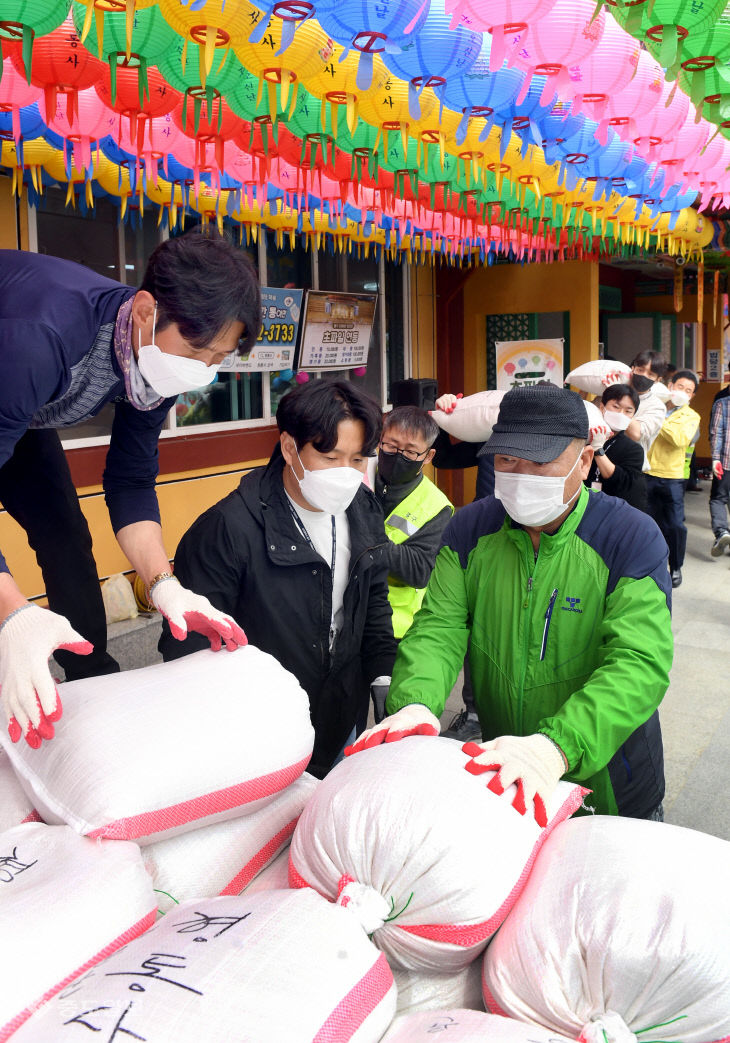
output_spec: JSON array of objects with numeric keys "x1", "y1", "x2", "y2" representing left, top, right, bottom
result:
[{"x1": 370, "y1": 406, "x2": 454, "y2": 720}]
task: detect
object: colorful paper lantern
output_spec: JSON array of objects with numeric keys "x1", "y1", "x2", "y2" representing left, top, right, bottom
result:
[
  {"x1": 314, "y1": 0, "x2": 430, "y2": 90},
  {"x1": 0, "y1": 0, "x2": 72, "y2": 81},
  {"x1": 44, "y1": 83, "x2": 111, "y2": 168},
  {"x1": 382, "y1": 0, "x2": 482, "y2": 120},
  {"x1": 71, "y1": 0, "x2": 174, "y2": 76},
  {"x1": 510, "y1": 0, "x2": 605, "y2": 107},
  {"x1": 564, "y1": 14, "x2": 641, "y2": 121}
]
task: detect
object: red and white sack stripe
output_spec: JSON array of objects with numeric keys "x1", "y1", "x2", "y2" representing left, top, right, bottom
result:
[{"x1": 142, "y1": 773, "x2": 318, "y2": 912}]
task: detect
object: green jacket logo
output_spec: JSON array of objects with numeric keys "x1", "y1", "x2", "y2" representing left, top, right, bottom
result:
[{"x1": 561, "y1": 596, "x2": 583, "y2": 613}]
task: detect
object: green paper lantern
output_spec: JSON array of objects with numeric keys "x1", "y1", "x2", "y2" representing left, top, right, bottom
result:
[
  {"x1": 0, "y1": 0, "x2": 71, "y2": 81},
  {"x1": 71, "y1": 1, "x2": 175, "y2": 76}
]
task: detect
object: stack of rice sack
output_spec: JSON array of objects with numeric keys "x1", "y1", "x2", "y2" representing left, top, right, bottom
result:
[
  {"x1": 289, "y1": 735, "x2": 587, "y2": 1026},
  {"x1": 0, "y1": 647, "x2": 331, "y2": 1037},
  {"x1": 481, "y1": 815, "x2": 730, "y2": 1043},
  {"x1": 12, "y1": 890, "x2": 398, "y2": 1042}
]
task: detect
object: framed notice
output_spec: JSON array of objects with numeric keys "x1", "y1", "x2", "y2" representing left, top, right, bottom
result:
[
  {"x1": 219, "y1": 287, "x2": 303, "y2": 374},
  {"x1": 298, "y1": 291, "x2": 377, "y2": 370},
  {"x1": 494, "y1": 339, "x2": 564, "y2": 391}
]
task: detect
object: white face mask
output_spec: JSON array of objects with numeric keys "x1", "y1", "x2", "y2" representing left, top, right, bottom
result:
[
  {"x1": 670, "y1": 389, "x2": 691, "y2": 408},
  {"x1": 604, "y1": 409, "x2": 631, "y2": 432},
  {"x1": 292, "y1": 447, "x2": 363, "y2": 515},
  {"x1": 137, "y1": 305, "x2": 220, "y2": 398},
  {"x1": 494, "y1": 448, "x2": 584, "y2": 529}
]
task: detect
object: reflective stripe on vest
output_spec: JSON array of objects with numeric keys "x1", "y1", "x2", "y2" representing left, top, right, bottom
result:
[{"x1": 384, "y1": 477, "x2": 453, "y2": 638}]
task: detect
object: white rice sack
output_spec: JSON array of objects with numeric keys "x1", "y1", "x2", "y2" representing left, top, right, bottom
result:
[
  {"x1": 242, "y1": 845, "x2": 292, "y2": 894},
  {"x1": 14, "y1": 890, "x2": 398, "y2": 1043},
  {"x1": 430, "y1": 391, "x2": 505, "y2": 442},
  {"x1": 566, "y1": 360, "x2": 631, "y2": 395},
  {"x1": 290, "y1": 737, "x2": 585, "y2": 972},
  {"x1": 0, "y1": 823, "x2": 156, "y2": 1042},
  {"x1": 0, "y1": 747, "x2": 38, "y2": 830},
  {"x1": 393, "y1": 959, "x2": 483, "y2": 1019},
  {"x1": 482, "y1": 816, "x2": 730, "y2": 1043},
  {"x1": 144, "y1": 773, "x2": 318, "y2": 913},
  {"x1": 382, "y1": 1010, "x2": 575, "y2": 1043},
  {"x1": 0, "y1": 646, "x2": 314, "y2": 845}
]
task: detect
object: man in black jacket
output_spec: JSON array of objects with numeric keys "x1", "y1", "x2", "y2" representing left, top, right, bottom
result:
[
  {"x1": 159, "y1": 380, "x2": 397, "y2": 778},
  {"x1": 587, "y1": 383, "x2": 648, "y2": 513}
]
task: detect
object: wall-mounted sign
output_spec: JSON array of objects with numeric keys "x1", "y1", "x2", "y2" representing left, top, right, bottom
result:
[
  {"x1": 494, "y1": 339, "x2": 564, "y2": 391},
  {"x1": 298, "y1": 291, "x2": 377, "y2": 370},
  {"x1": 707, "y1": 348, "x2": 722, "y2": 382},
  {"x1": 220, "y1": 287, "x2": 303, "y2": 373}
]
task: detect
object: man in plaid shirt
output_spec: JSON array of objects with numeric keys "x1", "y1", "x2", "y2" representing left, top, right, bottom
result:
[{"x1": 709, "y1": 386, "x2": 730, "y2": 557}]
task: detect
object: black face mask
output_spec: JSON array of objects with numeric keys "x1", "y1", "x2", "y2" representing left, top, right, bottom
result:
[
  {"x1": 378, "y1": 449, "x2": 424, "y2": 486},
  {"x1": 631, "y1": 373, "x2": 654, "y2": 394}
]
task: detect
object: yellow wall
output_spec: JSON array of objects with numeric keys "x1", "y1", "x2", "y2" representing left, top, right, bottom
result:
[
  {"x1": 0, "y1": 463, "x2": 266, "y2": 601},
  {"x1": 462, "y1": 259, "x2": 600, "y2": 396},
  {"x1": 635, "y1": 294, "x2": 723, "y2": 458},
  {"x1": 451, "y1": 259, "x2": 600, "y2": 499}
]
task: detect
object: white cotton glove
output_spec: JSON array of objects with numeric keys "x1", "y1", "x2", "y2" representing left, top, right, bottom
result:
[
  {"x1": 434, "y1": 392, "x2": 462, "y2": 415},
  {"x1": 589, "y1": 422, "x2": 611, "y2": 450},
  {"x1": 604, "y1": 409, "x2": 631, "y2": 433},
  {"x1": 713, "y1": 459, "x2": 724, "y2": 480},
  {"x1": 600, "y1": 370, "x2": 629, "y2": 388},
  {"x1": 0, "y1": 604, "x2": 92, "y2": 748},
  {"x1": 461, "y1": 733, "x2": 567, "y2": 828},
  {"x1": 345, "y1": 704, "x2": 441, "y2": 757},
  {"x1": 151, "y1": 577, "x2": 247, "y2": 652}
]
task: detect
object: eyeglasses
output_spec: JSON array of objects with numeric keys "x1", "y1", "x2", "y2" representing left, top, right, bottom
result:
[{"x1": 379, "y1": 439, "x2": 429, "y2": 463}]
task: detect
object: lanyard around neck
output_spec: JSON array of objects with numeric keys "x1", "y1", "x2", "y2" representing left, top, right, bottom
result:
[{"x1": 286, "y1": 498, "x2": 337, "y2": 589}]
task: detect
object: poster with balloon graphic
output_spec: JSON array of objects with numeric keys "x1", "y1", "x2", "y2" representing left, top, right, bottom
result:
[{"x1": 495, "y1": 340, "x2": 564, "y2": 391}]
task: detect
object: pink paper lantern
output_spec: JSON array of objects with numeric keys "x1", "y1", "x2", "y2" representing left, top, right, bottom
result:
[
  {"x1": 45, "y1": 86, "x2": 113, "y2": 171},
  {"x1": 657, "y1": 112, "x2": 710, "y2": 177},
  {"x1": 446, "y1": 0, "x2": 558, "y2": 70},
  {"x1": 632, "y1": 78, "x2": 690, "y2": 162},
  {"x1": 510, "y1": 0, "x2": 606, "y2": 107},
  {"x1": 598, "y1": 48, "x2": 664, "y2": 146},
  {"x1": 0, "y1": 57, "x2": 41, "y2": 145},
  {"x1": 565, "y1": 15, "x2": 641, "y2": 121},
  {"x1": 295, "y1": 371, "x2": 310, "y2": 383}
]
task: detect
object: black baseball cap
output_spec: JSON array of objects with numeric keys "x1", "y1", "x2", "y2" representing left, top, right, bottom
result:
[{"x1": 479, "y1": 385, "x2": 589, "y2": 464}]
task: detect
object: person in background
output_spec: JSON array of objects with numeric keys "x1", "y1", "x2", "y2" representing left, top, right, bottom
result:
[
  {"x1": 424, "y1": 391, "x2": 493, "y2": 743},
  {"x1": 623, "y1": 351, "x2": 669, "y2": 465},
  {"x1": 348, "y1": 384, "x2": 671, "y2": 823},
  {"x1": 587, "y1": 383, "x2": 647, "y2": 512},
  {"x1": 0, "y1": 231, "x2": 257, "y2": 749},
  {"x1": 159, "y1": 380, "x2": 397, "y2": 779},
  {"x1": 370, "y1": 406, "x2": 454, "y2": 721},
  {"x1": 645, "y1": 370, "x2": 701, "y2": 589},
  {"x1": 708, "y1": 382, "x2": 730, "y2": 557}
]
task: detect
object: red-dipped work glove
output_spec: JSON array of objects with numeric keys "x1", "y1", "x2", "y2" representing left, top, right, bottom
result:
[
  {"x1": 0, "y1": 604, "x2": 92, "y2": 748},
  {"x1": 345, "y1": 704, "x2": 441, "y2": 756},
  {"x1": 462, "y1": 733, "x2": 567, "y2": 828},
  {"x1": 151, "y1": 577, "x2": 247, "y2": 652}
]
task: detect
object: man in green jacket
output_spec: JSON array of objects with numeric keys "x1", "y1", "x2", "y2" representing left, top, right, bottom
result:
[{"x1": 348, "y1": 385, "x2": 672, "y2": 823}]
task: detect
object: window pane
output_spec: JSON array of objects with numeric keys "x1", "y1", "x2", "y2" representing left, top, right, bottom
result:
[
  {"x1": 265, "y1": 230, "x2": 312, "y2": 414},
  {"x1": 36, "y1": 188, "x2": 119, "y2": 279},
  {"x1": 174, "y1": 372, "x2": 263, "y2": 427}
]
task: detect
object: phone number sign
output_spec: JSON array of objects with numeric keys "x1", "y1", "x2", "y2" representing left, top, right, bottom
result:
[{"x1": 221, "y1": 287, "x2": 303, "y2": 374}]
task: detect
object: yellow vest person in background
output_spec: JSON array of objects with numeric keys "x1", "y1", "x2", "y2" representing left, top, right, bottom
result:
[
  {"x1": 370, "y1": 406, "x2": 453, "y2": 720},
  {"x1": 646, "y1": 369, "x2": 701, "y2": 590}
]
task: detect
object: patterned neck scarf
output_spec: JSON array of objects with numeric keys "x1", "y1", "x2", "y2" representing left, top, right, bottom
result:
[{"x1": 113, "y1": 295, "x2": 165, "y2": 411}]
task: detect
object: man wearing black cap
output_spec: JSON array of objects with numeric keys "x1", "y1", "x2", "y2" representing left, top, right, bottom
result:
[{"x1": 347, "y1": 385, "x2": 673, "y2": 822}]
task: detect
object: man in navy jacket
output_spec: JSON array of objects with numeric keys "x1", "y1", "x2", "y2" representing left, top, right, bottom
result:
[{"x1": 0, "y1": 231, "x2": 259, "y2": 749}]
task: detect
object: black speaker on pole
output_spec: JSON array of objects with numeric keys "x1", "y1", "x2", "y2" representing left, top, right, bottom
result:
[{"x1": 391, "y1": 378, "x2": 438, "y2": 411}]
